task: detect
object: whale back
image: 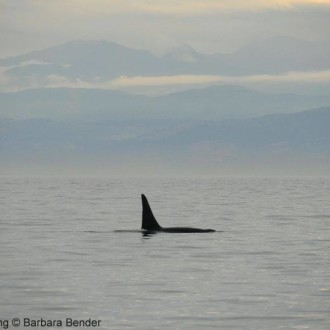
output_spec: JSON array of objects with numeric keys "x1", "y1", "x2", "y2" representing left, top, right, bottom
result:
[{"x1": 141, "y1": 194, "x2": 162, "y2": 230}]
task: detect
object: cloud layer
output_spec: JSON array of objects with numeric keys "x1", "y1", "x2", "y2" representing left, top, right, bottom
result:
[
  {"x1": 1, "y1": 0, "x2": 330, "y2": 57},
  {"x1": 2, "y1": 69, "x2": 330, "y2": 94},
  {"x1": 4, "y1": 1, "x2": 329, "y2": 15}
]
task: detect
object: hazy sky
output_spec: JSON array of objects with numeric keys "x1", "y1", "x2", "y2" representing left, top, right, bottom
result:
[
  {"x1": 1, "y1": 0, "x2": 330, "y2": 58},
  {"x1": 1, "y1": 0, "x2": 330, "y2": 94},
  {"x1": 1, "y1": 1, "x2": 330, "y2": 175}
]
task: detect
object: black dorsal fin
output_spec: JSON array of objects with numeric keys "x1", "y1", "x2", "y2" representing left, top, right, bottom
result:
[{"x1": 141, "y1": 194, "x2": 162, "y2": 230}]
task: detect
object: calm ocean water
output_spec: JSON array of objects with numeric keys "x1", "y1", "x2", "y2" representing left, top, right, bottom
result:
[{"x1": 1, "y1": 176, "x2": 329, "y2": 329}]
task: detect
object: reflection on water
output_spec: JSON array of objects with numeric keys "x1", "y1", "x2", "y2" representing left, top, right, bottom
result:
[{"x1": 1, "y1": 177, "x2": 329, "y2": 329}]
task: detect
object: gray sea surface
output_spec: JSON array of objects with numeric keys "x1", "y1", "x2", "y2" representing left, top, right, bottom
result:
[{"x1": 1, "y1": 176, "x2": 329, "y2": 329}]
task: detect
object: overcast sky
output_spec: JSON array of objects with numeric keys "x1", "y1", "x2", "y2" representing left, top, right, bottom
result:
[
  {"x1": 1, "y1": 0, "x2": 330, "y2": 58},
  {"x1": 1, "y1": 0, "x2": 330, "y2": 94},
  {"x1": 1, "y1": 1, "x2": 330, "y2": 175}
]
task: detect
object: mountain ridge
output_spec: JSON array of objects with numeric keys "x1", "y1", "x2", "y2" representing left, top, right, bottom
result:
[
  {"x1": 1, "y1": 84, "x2": 330, "y2": 121},
  {"x1": 1, "y1": 106, "x2": 329, "y2": 156},
  {"x1": 1, "y1": 37, "x2": 330, "y2": 78}
]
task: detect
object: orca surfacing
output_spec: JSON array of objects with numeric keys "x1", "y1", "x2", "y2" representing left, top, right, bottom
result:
[{"x1": 141, "y1": 194, "x2": 215, "y2": 233}]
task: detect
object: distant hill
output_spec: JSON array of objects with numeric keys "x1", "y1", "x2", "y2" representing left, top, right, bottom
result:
[
  {"x1": 0, "y1": 87, "x2": 150, "y2": 120},
  {"x1": 1, "y1": 85, "x2": 330, "y2": 121},
  {"x1": 0, "y1": 40, "x2": 171, "y2": 79},
  {"x1": 212, "y1": 36, "x2": 330, "y2": 75},
  {"x1": 1, "y1": 37, "x2": 330, "y2": 85},
  {"x1": 1, "y1": 107, "x2": 329, "y2": 166},
  {"x1": 140, "y1": 106, "x2": 330, "y2": 152},
  {"x1": 1, "y1": 38, "x2": 329, "y2": 174}
]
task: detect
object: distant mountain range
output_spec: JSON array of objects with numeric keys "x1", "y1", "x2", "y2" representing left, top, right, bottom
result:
[
  {"x1": 1, "y1": 107, "x2": 329, "y2": 167},
  {"x1": 1, "y1": 37, "x2": 330, "y2": 122},
  {"x1": 1, "y1": 85, "x2": 330, "y2": 121},
  {"x1": 1, "y1": 37, "x2": 330, "y2": 88},
  {"x1": 1, "y1": 38, "x2": 329, "y2": 174}
]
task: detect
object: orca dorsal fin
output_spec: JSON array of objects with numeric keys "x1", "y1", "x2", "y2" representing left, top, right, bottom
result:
[{"x1": 141, "y1": 194, "x2": 162, "y2": 230}]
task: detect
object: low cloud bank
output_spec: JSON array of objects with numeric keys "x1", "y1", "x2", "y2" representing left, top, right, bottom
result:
[{"x1": 2, "y1": 69, "x2": 330, "y2": 94}]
